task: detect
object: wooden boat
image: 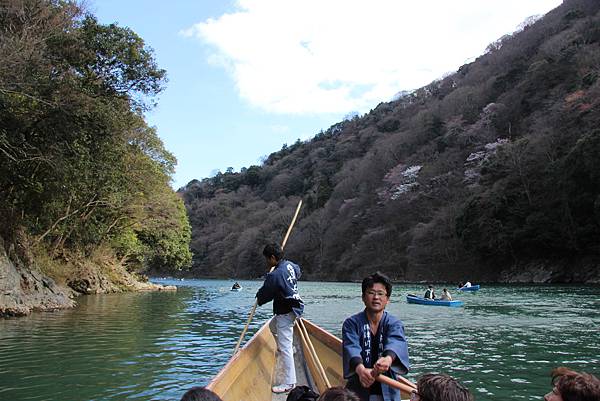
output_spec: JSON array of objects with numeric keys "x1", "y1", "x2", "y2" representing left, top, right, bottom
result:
[
  {"x1": 406, "y1": 294, "x2": 464, "y2": 307},
  {"x1": 207, "y1": 318, "x2": 413, "y2": 401},
  {"x1": 457, "y1": 284, "x2": 480, "y2": 292}
]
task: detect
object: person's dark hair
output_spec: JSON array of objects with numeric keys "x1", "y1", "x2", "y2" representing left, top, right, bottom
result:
[
  {"x1": 428, "y1": 285, "x2": 433, "y2": 289},
  {"x1": 417, "y1": 373, "x2": 473, "y2": 401},
  {"x1": 263, "y1": 243, "x2": 284, "y2": 260},
  {"x1": 287, "y1": 385, "x2": 320, "y2": 401},
  {"x1": 317, "y1": 387, "x2": 360, "y2": 401},
  {"x1": 361, "y1": 272, "x2": 393, "y2": 297},
  {"x1": 551, "y1": 367, "x2": 600, "y2": 401},
  {"x1": 180, "y1": 387, "x2": 223, "y2": 401}
]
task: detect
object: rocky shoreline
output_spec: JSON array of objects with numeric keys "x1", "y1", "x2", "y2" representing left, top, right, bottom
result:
[
  {"x1": 0, "y1": 242, "x2": 176, "y2": 318},
  {"x1": 3, "y1": 244, "x2": 598, "y2": 318}
]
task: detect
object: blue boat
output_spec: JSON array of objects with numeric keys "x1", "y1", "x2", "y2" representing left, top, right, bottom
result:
[
  {"x1": 406, "y1": 294, "x2": 464, "y2": 307},
  {"x1": 457, "y1": 284, "x2": 480, "y2": 292}
]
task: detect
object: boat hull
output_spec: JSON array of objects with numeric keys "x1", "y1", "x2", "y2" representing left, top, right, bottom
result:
[{"x1": 406, "y1": 295, "x2": 464, "y2": 307}]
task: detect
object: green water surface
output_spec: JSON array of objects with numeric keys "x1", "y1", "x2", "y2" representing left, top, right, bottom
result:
[{"x1": 0, "y1": 280, "x2": 598, "y2": 400}]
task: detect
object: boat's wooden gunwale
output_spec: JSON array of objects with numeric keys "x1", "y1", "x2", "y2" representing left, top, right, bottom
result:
[
  {"x1": 302, "y1": 319, "x2": 343, "y2": 354},
  {"x1": 207, "y1": 320, "x2": 276, "y2": 401}
]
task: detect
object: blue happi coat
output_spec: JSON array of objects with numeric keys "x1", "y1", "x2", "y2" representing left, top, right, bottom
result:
[
  {"x1": 342, "y1": 310, "x2": 410, "y2": 401},
  {"x1": 256, "y1": 259, "x2": 304, "y2": 317}
]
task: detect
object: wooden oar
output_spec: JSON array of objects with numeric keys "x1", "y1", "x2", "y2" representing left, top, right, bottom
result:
[
  {"x1": 395, "y1": 374, "x2": 417, "y2": 389},
  {"x1": 375, "y1": 374, "x2": 416, "y2": 394},
  {"x1": 233, "y1": 199, "x2": 303, "y2": 355},
  {"x1": 296, "y1": 318, "x2": 331, "y2": 389}
]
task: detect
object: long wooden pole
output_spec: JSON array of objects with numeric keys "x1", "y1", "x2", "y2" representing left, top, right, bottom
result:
[
  {"x1": 297, "y1": 318, "x2": 331, "y2": 389},
  {"x1": 281, "y1": 199, "x2": 303, "y2": 250},
  {"x1": 233, "y1": 199, "x2": 303, "y2": 355}
]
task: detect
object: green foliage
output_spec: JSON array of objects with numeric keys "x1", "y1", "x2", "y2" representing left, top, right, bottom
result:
[
  {"x1": 111, "y1": 227, "x2": 144, "y2": 265},
  {"x1": 137, "y1": 192, "x2": 192, "y2": 271},
  {"x1": 78, "y1": 16, "x2": 166, "y2": 105},
  {"x1": 0, "y1": 0, "x2": 191, "y2": 274}
]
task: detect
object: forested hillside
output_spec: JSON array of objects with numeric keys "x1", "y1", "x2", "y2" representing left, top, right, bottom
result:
[
  {"x1": 181, "y1": 0, "x2": 600, "y2": 283},
  {"x1": 0, "y1": 0, "x2": 191, "y2": 315}
]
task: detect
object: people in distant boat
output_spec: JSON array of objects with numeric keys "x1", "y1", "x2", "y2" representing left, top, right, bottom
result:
[
  {"x1": 424, "y1": 285, "x2": 435, "y2": 300},
  {"x1": 316, "y1": 386, "x2": 360, "y2": 401},
  {"x1": 180, "y1": 386, "x2": 223, "y2": 401},
  {"x1": 440, "y1": 288, "x2": 452, "y2": 301},
  {"x1": 410, "y1": 373, "x2": 473, "y2": 401},
  {"x1": 544, "y1": 367, "x2": 600, "y2": 401},
  {"x1": 458, "y1": 282, "x2": 463, "y2": 289},
  {"x1": 342, "y1": 272, "x2": 410, "y2": 401},
  {"x1": 232, "y1": 282, "x2": 241, "y2": 290},
  {"x1": 256, "y1": 243, "x2": 304, "y2": 394},
  {"x1": 463, "y1": 281, "x2": 472, "y2": 288}
]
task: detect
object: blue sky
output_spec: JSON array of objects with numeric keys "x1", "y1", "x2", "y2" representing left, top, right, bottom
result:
[{"x1": 92, "y1": 0, "x2": 562, "y2": 190}]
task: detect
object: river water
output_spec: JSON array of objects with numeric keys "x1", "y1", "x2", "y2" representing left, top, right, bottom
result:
[{"x1": 0, "y1": 280, "x2": 598, "y2": 401}]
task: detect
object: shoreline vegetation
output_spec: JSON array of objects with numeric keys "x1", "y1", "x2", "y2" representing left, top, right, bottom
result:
[{"x1": 0, "y1": 1, "x2": 186, "y2": 317}]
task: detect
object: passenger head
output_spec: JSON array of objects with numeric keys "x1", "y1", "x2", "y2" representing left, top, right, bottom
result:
[
  {"x1": 361, "y1": 272, "x2": 393, "y2": 297},
  {"x1": 545, "y1": 367, "x2": 600, "y2": 401},
  {"x1": 443, "y1": 288, "x2": 448, "y2": 293},
  {"x1": 413, "y1": 373, "x2": 473, "y2": 401},
  {"x1": 317, "y1": 387, "x2": 360, "y2": 401},
  {"x1": 428, "y1": 285, "x2": 434, "y2": 289},
  {"x1": 180, "y1": 387, "x2": 223, "y2": 401},
  {"x1": 263, "y1": 243, "x2": 284, "y2": 266}
]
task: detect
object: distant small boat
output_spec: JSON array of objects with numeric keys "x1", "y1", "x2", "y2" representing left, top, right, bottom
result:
[
  {"x1": 406, "y1": 294, "x2": 464, "y2": 307},
  {"x1": 457, "y1": 285, "x2": 480, "y2": 292},
  {"x1": 230, "y1": 287, "x2": 242, "y2": 292}
]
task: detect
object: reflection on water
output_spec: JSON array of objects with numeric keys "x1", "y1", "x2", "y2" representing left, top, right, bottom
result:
[{"x1": 0, "y1": 281, "x2": 599, "y2": 400}]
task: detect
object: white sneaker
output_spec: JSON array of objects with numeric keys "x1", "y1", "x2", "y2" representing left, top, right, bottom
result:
[{"x1": 272, "y1": 384, "x2": 295, "y2": 394}]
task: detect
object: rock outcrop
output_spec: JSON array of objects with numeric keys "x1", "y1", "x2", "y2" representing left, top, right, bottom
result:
[
  {"x1": 0, "y1": 238, "x2": 74, "y2": 317},
  {"x1": 0, "y1": 236, "x2": 176, "y2": 318}
]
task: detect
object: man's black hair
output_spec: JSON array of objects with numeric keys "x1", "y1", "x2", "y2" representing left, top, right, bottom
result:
[
  {"x1": 361, "y1": 272, "x2": 393, "y2": 297},
  {"x1": 180, "y1": 387, "x2": 223, "y2": 401},
  {"x1": 263, "y1": 243, "x2": 284, "y2": 260}
]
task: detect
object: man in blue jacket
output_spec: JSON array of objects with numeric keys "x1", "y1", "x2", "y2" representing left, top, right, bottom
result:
[
  {"x1": 343, "y1": 272, "x2": 410, "y2": 401},
  {"x1": 256, "y1": 243, "x2": 304, "y2": 394}
]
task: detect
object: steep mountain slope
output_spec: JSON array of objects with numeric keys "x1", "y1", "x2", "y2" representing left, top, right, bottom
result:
[{"x1": 180, "y1": 0, "x2": 600, "y2": 283}]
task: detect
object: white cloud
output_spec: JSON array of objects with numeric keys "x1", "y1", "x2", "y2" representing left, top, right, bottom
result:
[{"x1": 182, "y1": 0, "x2": 562, "y2": 114}]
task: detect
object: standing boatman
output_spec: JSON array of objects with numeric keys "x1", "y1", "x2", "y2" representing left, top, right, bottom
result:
[
  {"x1": 256, "y1": 243, "x2": 304, "y2": 394},
  {"x1": 343, "y1": 272, "x2": 410, "y2": 401}
]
